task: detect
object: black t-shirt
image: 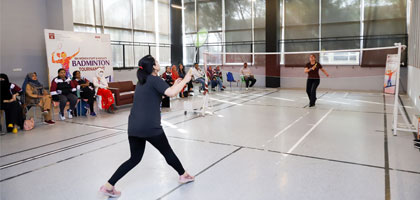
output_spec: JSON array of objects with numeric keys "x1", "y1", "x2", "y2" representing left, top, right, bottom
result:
[
  {"x1": 305, "y1": 62, "x2": 323, "y2": 79},
  {"x1": 128, "y1": 75, "x2": 170, "y2": 137}
]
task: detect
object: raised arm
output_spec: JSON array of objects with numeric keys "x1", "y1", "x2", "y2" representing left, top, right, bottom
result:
[
  {"x1": 52, "y1": 52, "x2": 57, "y2": 63},
  {"x1": 70, "y1": 48, "x2": 81, "y2": 59},
  {"x1": 164, "y1": 69, "x2": 192, "y2": 97}
]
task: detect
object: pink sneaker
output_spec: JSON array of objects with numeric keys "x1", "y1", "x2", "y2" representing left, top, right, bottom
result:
[
  {"x1": 99, "y1": 185, "x2": 121, "y2": 198},
  {"x1": 179, "y1": 174, "x2": 195, "y2": 184}
]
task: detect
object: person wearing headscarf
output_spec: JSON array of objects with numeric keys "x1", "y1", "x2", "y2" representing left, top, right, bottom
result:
[
  {"x1": 170, "y1": 65, "x2": 179, "y2": 81},
  {"x1": 0, "y1": 73, "x2": 24, "y2": 133},
  {"x1": 72, "y1": 70, "x2": 97, "y2": 116},
  {"x1": 50, "y1": 68, "x2": 78, "y2": 120},
  {"x1": 23, "y1": 72, "x2": 54, "y2": 124},
  {"x1": 171, "y1": 65, "x2": 187, "y2": 97},
  {"x1": 93, "y1": 68, "x2": 115, "y2": 113}
]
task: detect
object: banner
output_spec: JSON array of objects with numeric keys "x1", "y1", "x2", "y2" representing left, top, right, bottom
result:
[
  {"x1": 384, "y1": 54, "x2": 399, "y2": 94},
  {"x1": 44, "y1": 29, "x2": 113, "y2": 87}
]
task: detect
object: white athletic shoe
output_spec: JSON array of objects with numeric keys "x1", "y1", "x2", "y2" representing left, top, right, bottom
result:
[
  {"x1": 59, "y1": 113, "x2": 66, "y2": 120},
  {"x1": 67, "y1": 109, "x2": 73, "y2": 119}
]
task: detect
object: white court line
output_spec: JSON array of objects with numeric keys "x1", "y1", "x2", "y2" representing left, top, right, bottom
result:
[
  {"x1": 161, "y1": 120, "x2": 177, "y2": 129},
  {"x1": 224, "y1": 91, "x2": 296, "y2": 102},
  {"x1": 343, "y1": 92, "x2": 349, "y2": 98},
  {"x1": 274, "y1": 112, "x2": 310, "y2": 138},
  {"x1": 276, "y1": 108, "x2": 334, "y2": 164},
  {"x1": 262, "y1": 112, "x2": 309, "y2": 148},
  {"x1": 317, "y1": 99, "x2": 352, "y2": 105},
  {"x1": 269, "y1": 97, "x2": 295, "y2": 102},
  {"x1": 210, "y1": 98, "x2": 243, "y2": 106},
  {"x1": 324, "y1": 97, "x2": 414, "y2": 108}
]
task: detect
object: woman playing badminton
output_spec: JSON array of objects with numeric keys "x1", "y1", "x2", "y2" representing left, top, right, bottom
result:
[
  {"x1": 304, "y1": 54, "x2": 329, "y2": 107},
  {"x1": 99, "y1": 55, "x2": 195, "y2": 198}
]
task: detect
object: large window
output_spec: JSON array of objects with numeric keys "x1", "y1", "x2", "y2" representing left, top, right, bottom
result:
[
  {"x1": 183, "y1": 0, "x2": 265, "y2": 65},
  {"x1": 183, "y1": 0, "x2": 407, "y2": 66},
  {"x1": 72, "y1": 0, "x2": 171, "y2": 68},
  {"x1": 364, "y1": 0, "x2": 407, "y2": 47}
]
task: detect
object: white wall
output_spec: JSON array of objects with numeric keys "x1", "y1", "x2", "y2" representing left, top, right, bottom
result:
[
  {"x1": 113, "y1": 69, "x2": 138, "y2": 84},
  {"x1": 407, "y1": 0, "x2": 420, "y2": 112},
  {"x1": 407, "y1": 66, "x2": 420, "y2": 111},
  {"x1": 0, "y1": 0, "x2": 73, "y2": 86},
  {"x1": 280, "y1": 66, "x2": 389, "y2": 92}
]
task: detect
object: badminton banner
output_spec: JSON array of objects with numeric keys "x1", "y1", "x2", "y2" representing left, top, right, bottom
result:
[
  {"x1": 384, "y1": 54, "x2": 399, "y2": 94},
  {"x1": 44, "y1": 29, "x2": 113, "y2": 86}
]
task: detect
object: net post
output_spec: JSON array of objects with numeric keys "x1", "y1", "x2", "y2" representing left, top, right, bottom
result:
[
  {"x1": 204, "y1": 51, "x2": 208, "y2": 83},
  {"x1": 392, "y1": 43, "x2": 402, "y2": 136}
]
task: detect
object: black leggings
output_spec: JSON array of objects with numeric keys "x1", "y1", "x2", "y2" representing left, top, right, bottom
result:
[
  {"x1": 108, "y1": 133, "x2": 185, "y2": 186},
  {"x1": 1, "y1": 101, "x2": 24, "y2": 131},
  {"x1": 80, "y1": 89, "x2": 95, "y2": 112},
  {"x1": 306, "y1": 79, "x2": 320, "y2": 105}
]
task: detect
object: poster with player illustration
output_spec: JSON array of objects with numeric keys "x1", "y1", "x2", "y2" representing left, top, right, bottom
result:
[
  {"x1": 384, "y1": 54, "x2": 399, "y2": 94},
  {"x1": 44, "y1": 29, "x2": 113, "y2": 87}
]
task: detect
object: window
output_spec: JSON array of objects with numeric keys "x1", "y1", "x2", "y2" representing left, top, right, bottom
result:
[
  {"x1": 72, "y1": 0, "x2": 171, "y2": 68},
  {"x1": 320, "y1": 52, "x2": 360, "y2": 65}
]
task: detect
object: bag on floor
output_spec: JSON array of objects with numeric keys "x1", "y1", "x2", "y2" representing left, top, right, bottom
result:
[
  {"x1": 76, "y1": 100, "x2": 88, "y2": 116},
  {"x1": 24, "y1": 117, "x2": 34, "y2": 131}
]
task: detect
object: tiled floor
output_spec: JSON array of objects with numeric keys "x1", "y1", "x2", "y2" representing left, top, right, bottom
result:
[{"x1": 1, "y1": 88, "x2": 419, "y2": 200}]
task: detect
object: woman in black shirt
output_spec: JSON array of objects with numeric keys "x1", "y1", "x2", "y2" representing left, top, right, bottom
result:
[
  {"x1": 304, "y1": 54, "x2": 329, "y2": 107},
  {"x1": 99, "y1": 55, "x2": 195, "y2": 198},
  {"x1": 72, "y1": 70, "x2": 96, "y2": 116}
]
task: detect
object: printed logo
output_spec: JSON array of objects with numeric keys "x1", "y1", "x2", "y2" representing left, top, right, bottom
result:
[{"x1": 49, "y1": 33, "x2": 55, "y2": 39}]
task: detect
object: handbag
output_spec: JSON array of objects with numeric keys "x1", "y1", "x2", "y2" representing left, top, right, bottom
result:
[{"x1": 24, "y1": 117, "x2": 34, "y2": 131}]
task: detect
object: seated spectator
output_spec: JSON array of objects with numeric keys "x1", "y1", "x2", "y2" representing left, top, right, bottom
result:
[
  {"x1": 240, "y1": 62, "x2": 256, "y2": 90},
  {"x1": 161, "y1": 66, "x2": 174, "y2": 86},
  {"x1": 178, "y1": 63, "x2": 193, "y2": 95},
  {"x1": 171, "y1": 65, "x2": 179, "y2": 81},
  {"x1": 72, "y1": 70, "x2": 96, "y2": 116},
  {"x1": 191, "y1": 63, "x2": 207, "y2": 94},
  {"x1": 0, "y1": 73, "x2": 24, "y2": 133},
  {"x1": 206, "y1": 66, "x2": 218, "y2": 91},
  {"x1": 161, "y1": 66, "x2": 173, "y2": 107},
  {"x1": 169, "y1": 64, "x2": 189, "y2": 98},
  {"x1": 22, "y1": 72, "x2": 55, "y2": 124},
  {"x1": 93, "y1": 69, "x2": 115, "y2": 113},
  {"x1": 214, "y1": 66, "x2": 225, "y2": 91},
  {"x1": 50, "y1": 69, "x2": 78, "y2": 120}
]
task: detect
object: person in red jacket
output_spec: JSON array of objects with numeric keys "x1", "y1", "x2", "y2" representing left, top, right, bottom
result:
[{"x1": 50, "y1": 68, "x2": 78, "y2": 120}]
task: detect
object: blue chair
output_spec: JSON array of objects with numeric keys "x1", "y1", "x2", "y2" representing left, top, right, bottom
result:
[{"x1": 226, "y1": 72, "x2": 239, "y2": 88}]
